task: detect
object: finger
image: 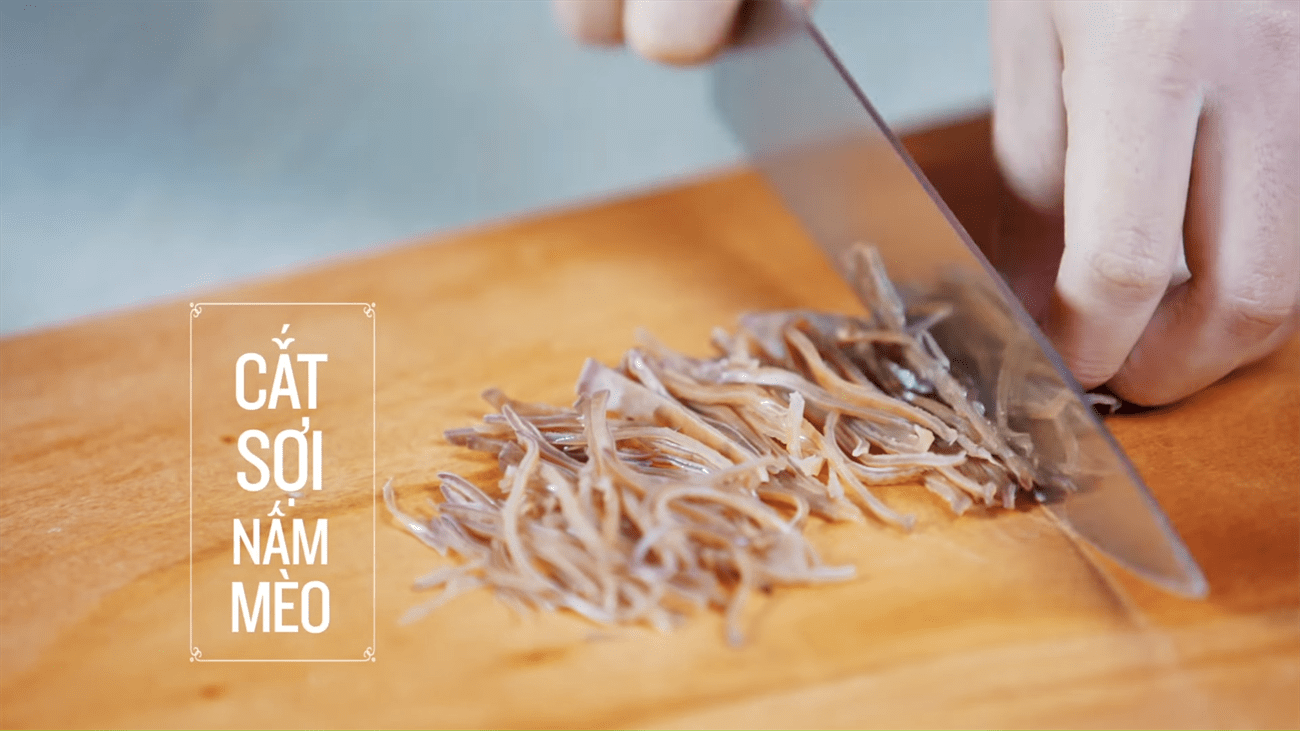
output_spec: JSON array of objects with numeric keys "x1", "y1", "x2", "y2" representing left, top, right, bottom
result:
[
  {"x1": 988, "y1": 0, "x2": 1066, "y2": 319},
  {"x1": 624, "y1": 0, "x2": 743, "y2": 66},
  {"x1": 1046, "y1": 8, "x2": 1205, "y2": 389},
  {"x1": 990, "y1": 0, "x2": 1066, "y2": 213},
  {"x1": 1109, "y1": 97, "x2": 1300, "y2": 404},
  {"x1": 553, "y1": 0, "x2": 625, "y2": 46}
]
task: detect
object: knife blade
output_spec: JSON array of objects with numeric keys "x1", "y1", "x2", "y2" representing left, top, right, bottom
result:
[{"x1": 712, "y1": 0, "x2": 1208, "y2": 598}]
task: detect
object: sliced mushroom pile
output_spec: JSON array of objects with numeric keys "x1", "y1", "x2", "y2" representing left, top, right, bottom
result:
[{"x1": 387, "y1": 244, "x2": 1043, "y2": 644}]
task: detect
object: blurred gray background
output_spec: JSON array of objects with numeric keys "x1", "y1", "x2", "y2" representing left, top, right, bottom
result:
[{"x1": 0, "y1": 0, "x2": 990, "y2": 334}]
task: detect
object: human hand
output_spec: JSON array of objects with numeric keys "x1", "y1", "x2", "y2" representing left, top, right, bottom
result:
[
  {"x1": 554, "y1": 0, "x2": 1300, "y2": 406},
  {"x1": 992, "y1": 0, "x2": 1299, "y2": 405}
]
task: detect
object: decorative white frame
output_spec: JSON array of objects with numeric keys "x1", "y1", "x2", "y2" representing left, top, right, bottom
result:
[{"x1": 189, "y1": 302, "x2": 376, "y2": 663}]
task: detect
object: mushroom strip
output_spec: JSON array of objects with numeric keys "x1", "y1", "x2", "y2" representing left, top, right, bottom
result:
[{"x1": 389, "y1": 243, "x2": 1052, "y2": 644}]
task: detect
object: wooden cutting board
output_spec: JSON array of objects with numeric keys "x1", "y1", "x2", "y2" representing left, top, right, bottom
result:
[{"x1": 1, "y1": 116, "x2": 1296, "y2": 729}]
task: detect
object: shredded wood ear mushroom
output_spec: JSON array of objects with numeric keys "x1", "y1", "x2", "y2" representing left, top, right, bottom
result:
[{"x1": 387, "y1": 243, "x2": 1041, "y2": 645}]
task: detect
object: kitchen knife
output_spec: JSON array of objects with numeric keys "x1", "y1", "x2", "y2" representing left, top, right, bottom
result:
[{"x1": 712, "y1": 0, "x2": 1208, "y2": 598}]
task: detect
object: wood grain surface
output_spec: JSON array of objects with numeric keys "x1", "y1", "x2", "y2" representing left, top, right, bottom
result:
[{"x1": 1, "y1": 116, "x2": 1297, "y2": 729}]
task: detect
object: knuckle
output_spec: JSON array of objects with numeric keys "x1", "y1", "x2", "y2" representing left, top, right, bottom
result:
[
  {"x1": 1084, "y1": 239, "x2": 1171, "y2": 304},
  {"x1": 1221, "y1": 290, "x2": 1295, "y2": 340},
  {"x1": 1071, "y1": 361, "x2": 1120, "y2": 391},
  {"x1": 1252, "y1": 3, "x2": 1300, "y2": 66},
  {"x1": 1143, "y1": 59, "x2": 1201, "y2": 104},
  {"x1": 1058, "y1": 349, "x2": 1121, "y2": 390},
  {"x1": 1096, "y1": 4, "x2": 1204, "y2": 101}
]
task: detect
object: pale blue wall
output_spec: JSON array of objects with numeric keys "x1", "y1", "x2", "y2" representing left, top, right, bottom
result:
[{"x1": 0, "y1": 0, "x2": 990, "y2": 333}]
